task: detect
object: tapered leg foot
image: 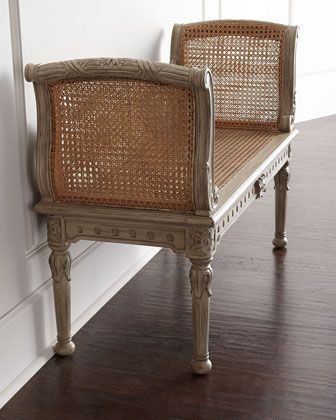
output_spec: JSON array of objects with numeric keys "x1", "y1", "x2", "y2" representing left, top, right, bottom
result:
[
  {"x1": 54, "y1": 340, "x2": 75, "y2": 356},
  {"x1": 272, "y1": 234, "x2": 288, "y2": 248},
  {"x1": 273, "y1": 161, "x2": 290, "y2": 249},
  {"x1": 191, "y1": 358, "x2": 212, "y2": 375},
  {"x1": 189, "y1": 257, "x2": 213, "y2": 375}
]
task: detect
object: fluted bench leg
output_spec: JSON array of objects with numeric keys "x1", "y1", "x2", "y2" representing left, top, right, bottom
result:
[
  {"x1": 48, "y1": 217, "x2": 75, "y2": 356},
  {"x1": 189, "y1": 257, "x2": 213, "y2": 374},
  {"x1": 273, "y1": 161, "x2": 290, "y2": 248}
]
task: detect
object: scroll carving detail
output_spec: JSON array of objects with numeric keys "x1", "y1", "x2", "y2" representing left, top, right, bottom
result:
[
  {"x1": 255, "y1": 174, "x2": 266, "y2": 199},
  {"x1": 190, "y1": 262, "x2": 212, "y2": 299},
  {"x1": 49, "y1": 251, "x2": 71, "y2": 283},
  {"x1": 274, "y1": 161, "x2": 290, "y2": 192},
  {"x1": 211, "y1": 184, "x2": 219, "y2": 209}
]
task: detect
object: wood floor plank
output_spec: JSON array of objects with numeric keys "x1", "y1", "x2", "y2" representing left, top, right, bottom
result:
[{"x1": 1, "y1": 116, "x2": 336, "y2": 419}]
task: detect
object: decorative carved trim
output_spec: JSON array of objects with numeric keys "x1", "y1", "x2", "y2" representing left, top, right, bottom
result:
[
  {"x1": 26, "y1": 57, "x2": 214, "y2": 216},
  {"x1": 25, "y1": 58, "x2": 207, "y2": 89},
  {"x1": 47, "y1": 216, "x2": 64, "y2": 242},
  {"x1": 65, "y1": 219, "x2": 186, "y2": 253},
  {"x1": 167, "y1": 233, "x2": 174, "y2": 243},
  {"x1": 189, "y1": 260, "x2": 212, "y2": 299},
  {"x1": 189, "y1": 257, "x2": 213, "y2": 373},
  {"x1": 147, "y1": 231, "x2": 154, "y2": 240},
  {"x1": 193, "y1": 69, "x2": 216, "y2": 214},
  {"x1": 215, "y1": 144, "x2": 291, "y2": 246},
  {"x1": 211, "y1": 185, "x2": 219, "y2": 208},
  {"x1": 273, "y1": 160, "x2": 290, "y2": 248},
  {"x1": 274, "y1": 161, "x2": 290, "y2": 192},
  {"x1": 187, "y1": 229, "x2": 215, "y2": 258},
  {"x1": 49, "y1": 249, "x2": 71, "y2": 283},
  {"x1": 48, "y1": 243, "x2": 75, "y2": 356},
  {"x1": 255, "y1": 174, "x2": 267, "y2": 199},
  {"x1": 100, "y1": 58, "x2": 124, "y2": 69},
  {"x1": 94, "y1": 226, "x2": 101, "y2": 235}
]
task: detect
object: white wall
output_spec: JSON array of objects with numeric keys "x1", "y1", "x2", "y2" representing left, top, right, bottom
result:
[
  {"x1": 0, "y1": 0, "x2": 202, "y2": 407},
  {"x1": 1, "y1": 0, "x2": 334, "y2": 408},
  {"x1": 292, "y1": 0, "x2": 336, "y2": 121},
  {"x1": 204, "y1": 0, "x2": 336, "y2": 122}
]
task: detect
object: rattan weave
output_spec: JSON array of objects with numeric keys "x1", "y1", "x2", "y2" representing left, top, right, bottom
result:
[
  {"x1": 214, "y1": 128, "x2": 278, "y2": 188},
  {"x1": 179, "y1": 21, "x2": 287, "y2": 130},
  {"x1": 48, "y1": 78, "x2": 195, "y2": 211}
]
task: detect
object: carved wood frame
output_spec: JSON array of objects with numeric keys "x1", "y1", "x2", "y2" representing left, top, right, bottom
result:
[
  {"x1": 34, "y1": 131, "x2": 297, "y2": 258},
  {"x1": 170, "y1": 19, "x2": 298, "y2": 132},
  {"x1": 25, "y1": 58, "x2": 218, "y2": 215},
  {"x1": 25, "y1": 23, "x2": 298, "y2": 374}
]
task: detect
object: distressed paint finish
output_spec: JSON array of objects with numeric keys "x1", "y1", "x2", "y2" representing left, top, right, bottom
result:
[
  {"x1": 25, "y1": 58, "x2": 217, "y2": 216},
  {"x1": 190, "y1": 257, "x2": 213, "y2": 374},
  {"x1": 25, "y1": 21, "x2": 298, "y2": 374},
  {"x1": 48, "y1": 217, "x2": 75, "y2": 356}
]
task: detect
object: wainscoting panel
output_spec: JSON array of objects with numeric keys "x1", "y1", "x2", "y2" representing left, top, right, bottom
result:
[
  {"x1": 0, "y1": 244, "x2": 159, "y2": 408},
  {"x1": 0, "y1": 0, "x2": 202, "y2": 408}
]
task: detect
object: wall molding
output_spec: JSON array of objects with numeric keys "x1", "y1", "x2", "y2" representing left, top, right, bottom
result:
[
  {"x1": 0, "y1": 244, "x2": 160, "y2": 408},
  {"x1": 8, "y1": 0, "x2": 38, "y2": 251},
  {"x1": 1, "y1": 241, "x2": 102, "y2": 322},
  {"x1": 0, "y1": 345, "x2": 55, "y2": 411},
  {"x1": 288, "y1": 0, "x2": 294, "y2": 24},
  {"x1": 298, "y1": 68, "x2": 336, "y2": 78},
  {"x1": 25, "y1": 239, "x2": 49, "y2": 262}
]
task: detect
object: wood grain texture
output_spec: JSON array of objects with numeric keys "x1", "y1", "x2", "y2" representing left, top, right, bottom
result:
[{"x1": 1, "y1": 115, "x2": 335, "y2": 419}]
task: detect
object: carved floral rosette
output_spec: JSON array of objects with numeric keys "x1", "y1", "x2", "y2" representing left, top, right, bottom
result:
[{"x1": 187, "y1": 229, "x2": 215, "y2": 259}]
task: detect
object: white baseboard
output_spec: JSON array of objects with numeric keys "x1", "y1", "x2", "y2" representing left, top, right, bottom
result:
[{"x1": 0, "y1": 244, "x2": 160, "y2": 409}]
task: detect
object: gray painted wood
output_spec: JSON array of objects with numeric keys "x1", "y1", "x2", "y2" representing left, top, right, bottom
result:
[{"x1": 25, "y1": 21, "x2": 298, "y2": 374}]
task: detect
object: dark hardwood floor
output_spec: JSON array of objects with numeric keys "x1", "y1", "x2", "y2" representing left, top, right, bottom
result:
[{"x1": 1, "y1": 116, "x2": 336, "y2": 419}]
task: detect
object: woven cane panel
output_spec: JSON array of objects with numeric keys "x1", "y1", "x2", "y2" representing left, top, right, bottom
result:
[
  {"x1": 48, "y1": 79, "x2": 195, "y2": 211},
  {"x1": 180, "y1": 22, "x2": 286, "y2": 130},
  {"x1": 214, "y1": 128, "x2": 276, "y2": 188}
]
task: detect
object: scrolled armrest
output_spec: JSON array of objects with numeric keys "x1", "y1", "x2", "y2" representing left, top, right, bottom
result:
[{"x1": 26, "y1": 58, "x2": 216, "y2": 215}]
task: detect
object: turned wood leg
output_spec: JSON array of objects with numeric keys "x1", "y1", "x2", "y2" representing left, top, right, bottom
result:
[
  {"x1": 189, "y1": 257, "x2": 213, "y2": 374},
  {"x1": 273, "y1": 161, "x2": 290, "y2": 248},
  {"x1": 47, "y1": 217, "x2": 75, "y2": 357},
  {"x1": 49, "y1": 242, "x2": 75, "y2": 355}
]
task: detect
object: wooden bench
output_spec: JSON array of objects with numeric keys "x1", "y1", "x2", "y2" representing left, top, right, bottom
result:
[{"x1": 25, "y1": 19, "x2": 298, "y2": 374}]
